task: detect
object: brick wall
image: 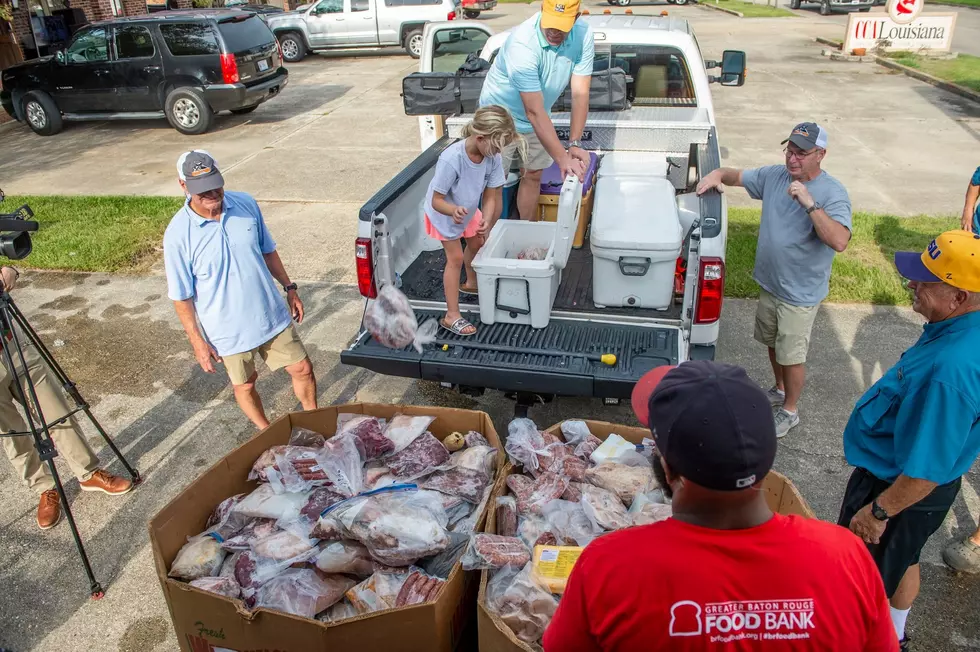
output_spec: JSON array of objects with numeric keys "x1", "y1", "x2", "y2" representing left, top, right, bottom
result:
[{"x1": 121, "y1": 0, "x2": 148, "y2": 14}]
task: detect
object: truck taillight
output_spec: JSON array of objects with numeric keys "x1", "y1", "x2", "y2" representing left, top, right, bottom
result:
[
  {"x1": 220, "y1": 53, "x2": 240, "y2": 84},
  {"x1": 276, "y1": 39, "x2": 283, "y2": 63},
  {"x1": 448, "y1": 9, "x2": 457, "y2": 19},
  {"x1": 356, "y1": 237, "x2": 377, "y2": 299},
  {"x1": 695, "y1": 257, "x2": 724, "y2": 324}
]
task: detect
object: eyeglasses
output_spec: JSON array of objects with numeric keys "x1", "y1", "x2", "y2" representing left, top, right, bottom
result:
[{"x1": 783, "y1": 147, "x2": 818, "y2": 161}]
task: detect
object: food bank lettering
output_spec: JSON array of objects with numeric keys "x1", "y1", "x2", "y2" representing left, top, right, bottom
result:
[{"x1": 669, "y1": 599, "x2": 816, "y2": 643}]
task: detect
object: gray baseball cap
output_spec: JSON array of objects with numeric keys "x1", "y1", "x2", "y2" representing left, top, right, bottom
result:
[
  {"x1": 781, "y1": 122, "x2": 828, "y2": 151},
  {"x1": 179, "y1": 151, "x2": 225, "y2": 195}
]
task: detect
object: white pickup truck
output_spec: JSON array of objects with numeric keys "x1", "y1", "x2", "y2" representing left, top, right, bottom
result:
[{"x1": 342, "y1": 15, "x2": 745, "y2": 411}]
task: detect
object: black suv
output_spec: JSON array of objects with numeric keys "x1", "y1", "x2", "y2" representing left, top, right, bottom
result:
[{"x1": 0, "y1": 10, "x2": 288, "y2": 136}]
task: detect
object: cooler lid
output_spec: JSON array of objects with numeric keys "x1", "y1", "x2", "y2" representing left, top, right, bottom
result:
[
  {"x1": 597, "y1": 151, "x2": 669, "y2": 179},
  {"x1": 553, "y1": 175, "x2": 582, "y2": 270},
  {"x1": 540, "y1": 152, "x2": 599, "y2": 195},
  {"x1": 591, "y1": 177, "x2": 683, "y2": 251}
]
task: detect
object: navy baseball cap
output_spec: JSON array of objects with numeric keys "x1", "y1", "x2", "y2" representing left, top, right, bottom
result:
[
  {"x1": 781, "y1": 122, "x2": 828, "y2": 151},
  {"x1": 179, "y1": 151, "x2": 224, "y2": 195},
  {"x1": 631, "y1": 361, "x2": 777, "y2": 491}
]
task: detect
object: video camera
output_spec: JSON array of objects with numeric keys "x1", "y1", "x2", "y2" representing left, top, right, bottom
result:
[{"x1": 0, "y1": 188, "x2": 39, "y2": 260}]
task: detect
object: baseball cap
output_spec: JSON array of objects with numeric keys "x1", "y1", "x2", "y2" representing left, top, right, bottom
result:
[
  {"x1": 178, "y1": 151, "x2": 224, "y2": 195},
  {"x1": 541, "y1": 0, "x2": 579, "y2": 32},
  {"x1": 781, "y1": 122, "x2": 828, "y2": 151},
  {"x1": 894, "y1": 230, "x2": 980, "y2": 292},
  {"x1": 630, "y1": 361, "x2": 777, "y2": 491}
]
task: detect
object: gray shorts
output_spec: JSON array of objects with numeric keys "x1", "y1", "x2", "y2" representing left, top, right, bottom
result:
[{"x1": 502, "y1": 130, "x2": 553, "y2": 173}]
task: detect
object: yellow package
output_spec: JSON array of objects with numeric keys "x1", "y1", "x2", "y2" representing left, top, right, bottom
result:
[{"x1": 531, "y1": 545, "x2": 584, "y2": 594}]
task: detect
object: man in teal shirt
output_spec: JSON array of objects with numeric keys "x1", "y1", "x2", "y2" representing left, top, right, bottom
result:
[
  {"x1": 479, "y1": 0, "x2": 594, "y2": 220},
  {"x1": 838, "y1": 230, "x2": 980, "y2": 650}
]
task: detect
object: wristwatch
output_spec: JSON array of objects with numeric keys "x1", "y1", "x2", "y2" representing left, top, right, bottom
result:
[
  {"x1": 567, "y1": 139, "x2": 586, "y2": 150},
  {"x1": 805, "y1": 204, "x2": 820, "y2": 215},
  {"x1": 870, "y1": 499, "x2": 889, "y2": 521},
  {"x1": 283, "y1": 283, "x2": 298, "y2": 293}
]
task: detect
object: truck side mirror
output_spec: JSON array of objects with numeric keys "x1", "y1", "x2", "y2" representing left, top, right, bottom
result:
[{"x1": 720, "y1": 50, "x2": 746, "y2": 87}]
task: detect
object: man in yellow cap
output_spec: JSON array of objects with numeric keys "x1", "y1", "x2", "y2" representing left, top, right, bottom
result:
[
  {"x1": 837, "y1": 230, "x2": 980, "y2": 650},
  {"x1": 479, "y1": 0, "x2": 593, "y2": 220}
]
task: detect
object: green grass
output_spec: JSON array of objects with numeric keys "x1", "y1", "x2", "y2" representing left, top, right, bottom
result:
[
  {"x1": 927, "y1": 0, "x2": 980, "y2": 6},
  {"x1": 727, "y1": 208, "x2": 957, "y2": 305},
  {"x1": 884, "y1": 51, "x2": 980, "y2": 94},
  {"x1": 708, "y1": 0, "x2": 798, "y2": 16},
  {"x1": 1, "y1": 195, "x2": 183, "y2": 272}
]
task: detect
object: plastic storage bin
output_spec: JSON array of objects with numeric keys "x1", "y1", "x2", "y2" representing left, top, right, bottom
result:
[
  {"x1": 590, "y1": 176, "x2": 683, "y2": 310},
  {"x1": 538, "y1": 152, "x2": 599, "y2": 248},
  {"x1": 472, "y1": 176, "x2": 582, "y2": 328}
]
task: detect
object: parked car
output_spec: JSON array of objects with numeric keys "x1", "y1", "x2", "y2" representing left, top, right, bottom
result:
[
  {"x1": 240, "y1": 4, "x2": 287, "y2": 20},
  {"x1": 266, "y1": 0, "x2": 460, "y2": 61},
  {"x1": 460, "y1": 0, "x2": 496, "y2": 19},
  {"x1": 0, "y1": 10, "x2": 287, "y2": 136},
  {"x1": 790, "y1": 0, "x2": 873, "y2": 13}
]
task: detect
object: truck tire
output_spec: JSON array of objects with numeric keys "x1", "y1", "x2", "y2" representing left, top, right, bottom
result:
[
  {"x1": 404, "y1": 28, "x2": 424, "y2": 58},
  {"x1": 819, "y1": 0, "x2": 830, "y2": 14},
  {"x1": 278, "y1": 32, "x2": 306, "y2": 63},
  {"x1": 464, "y1": 8, "x2": 480, "y2": 17},
  {"x1": 165, "y1": 87, "x2": 213, "y2": 136},
  {"x1": 22, "y1": 90, "x2": 63, "y2": 136},
  {"x1": 789, "y1": 0, "x2": 800, "y2": 8},
  {"x1": 674, "y1": 0, "x2": 688, "y2": 5},
  {"x1": 615, "y1": 0, "x2": 631, "y2": 6}
]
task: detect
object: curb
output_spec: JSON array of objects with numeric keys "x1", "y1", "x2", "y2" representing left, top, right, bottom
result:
[
  {"x1": 815, "y1": 36, "x2": 842, "y2": 48},
  {"x1": 874, "y1": 56, "x2": 980, "y2": 105},
  {"x1": 700, "y1": 3, "x2": 744, "y2": 16}
]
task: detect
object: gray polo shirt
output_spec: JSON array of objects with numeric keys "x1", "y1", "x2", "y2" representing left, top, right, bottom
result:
[{"x1": 742, "y1": 165, "x2": 852, "y2": 307}]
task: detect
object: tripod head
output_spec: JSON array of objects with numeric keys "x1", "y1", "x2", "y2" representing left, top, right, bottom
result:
[{"x1": 0, "y1": 188, "x2": 39, "y2": 260}]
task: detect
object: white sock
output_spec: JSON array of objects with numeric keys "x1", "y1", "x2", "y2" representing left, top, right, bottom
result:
[{"x1": 890, "y1": 606, "x2": 910, "y2": 641}]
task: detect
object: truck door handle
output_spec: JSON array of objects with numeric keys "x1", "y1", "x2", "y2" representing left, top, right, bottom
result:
[
  {"x1": 143, "y1": 65, "x2": 161, "y2": 72},
  {"x1": 94, "y1": 69, "x2": 110, "y2": 75}
]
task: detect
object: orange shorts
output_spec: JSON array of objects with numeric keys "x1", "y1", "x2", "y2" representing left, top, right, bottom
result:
[{"x1": 424, "y1": 209, "x2": 483, "y2": 241}]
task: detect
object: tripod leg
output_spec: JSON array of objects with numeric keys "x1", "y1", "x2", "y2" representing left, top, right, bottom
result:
[
  {"x1": 46, "y1": 456, "x2": 105, "y2": 599},
  {"x1": 79, "y1": 408, "x2": 140, "y2": 484}
]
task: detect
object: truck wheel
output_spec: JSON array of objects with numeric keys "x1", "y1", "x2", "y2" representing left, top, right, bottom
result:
[
  {"x1": 231, "y1": 105, "x2": 259, "y2": 115},
  {"x1": 615, "y1": 0, "x2": 631, "y2": 5},
  {"x1": 819, "y1": 0, "x2": 830, "y2": 14},
  {"x1": 22, "y1": 91, "x2": 63, "y2": 136},
  {"x1": 278, "y1": 33, "x2": 306, "y2": 63},
  {"x1": 673, "y1": 0, "x2": 688, "y2": 5},
  {"x1": 165, "y1": 87, "x2": 213, "y2": 136},
  {"x1": 404, "y1": 28, "x2": 424, "y2": 59},
  {"x1": 463, "y1": 8, "x2": 480, "y2": 17},
  {"x1": 789, "y1": 0, "x2": 800, "y2": 7}
]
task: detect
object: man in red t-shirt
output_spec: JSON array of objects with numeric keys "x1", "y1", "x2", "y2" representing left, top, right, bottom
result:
[{"x1": 543, "y1": 361, "x2": 898, "y2": 652}]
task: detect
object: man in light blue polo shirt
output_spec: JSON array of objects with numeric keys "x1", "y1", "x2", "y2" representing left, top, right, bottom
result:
[
  {"x1": 164, "y1": 151, "x2": 316, "y2": 429},
  {"x1": 479, "y1": 0, "x2": 594, "y2": 221}
]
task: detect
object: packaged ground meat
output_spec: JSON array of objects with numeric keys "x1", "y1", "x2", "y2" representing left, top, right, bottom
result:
[
  {"x1": 363, "y1": 462, "x2": 394, "y2": 490},
  {"x1": 394, "y1": 567, "x2": 446, "y2": 606},
  {"x1": 629, "y1": 490, "x2": 673, "y2": 526},
  {"x1": 219, "y1": 550, "x2": 242, "y2": 579},
  {"x1": 460, "y1": 534, "x2": 531, "y2": 570},
  {"x1": 585, "y1": 462, "x2": 655, "y2": 505},
  {"x1": 419, "y1": 531, "x2": 469, "y2": 579},
  {"x1": 464, "y1": 431, "x2": 490, "y2": 448},
  {"x1": 248, "y1": 445, "x2": 288, "y2": 482},
  {"x1": 421, "y1": 467, "x2": 490, "y2": 504},
  {"x1": 561, "y1": 482, "x2": 586, "y2": 503},
  {"x1": 190, "y1": 576, "x2": 242, "y2": 600},
  {"x1": 542, "y1": 499, "x2": 603, "y2": 546},
  {"x1": 517, "y1": 515, "x2": 559, "y2": 550},
  {"x1": 250, "y1": 529, "x2": 317, "y2": 562},
  {"x1": 315, "y1": 540, "x2": 377, "y2": 577},
  {"x1": 235, "y1": 548, "x2": 319, "y2": 605},
  {"x1": 317, "y1": 433, "x2": 365, "y2": 498},
  {"x1": 254, "y1": 568, "x2": 355, "y2": 619},
  {"x1": 363, "y1": 284, "x2": 437, "y2": 353},
  {"x1": 339, "y1": 415, "x2": 395, "y2": 460},
  {"x1": 487, "y1": 563, "x2": 558, "y2": 645},
  {"x1": 581, "y1": 484, "x2": 632, "y2": 531},
  {"x1": 346, "y1": 569, "x2": 412, "y2": 614},
  {"x1": 168, "y1": 533, "x2": 227, "y2": 581},
  {"x1": 505, "y1": 419, "x2": 547, "y2": 471},
  {"x1": 385, "y1": 432, "x2": 450, "y2": 479},
  {"x1": 383, "y1": 414, "x2": 436, "y2": 454},
  {"x1": 451, "y1": 445, "x2": 497, "y2": 478},
  {"x1": 205, "y1": 493, "x2": 248, "y2": 540},
  {"x1": 573, "y1": 434, "x2": 603, "y2": 461},
  {"x1": 288, "y1": 426, "x2": 326, "y2": 448},
  {"x1": 495, "y1": 496, "x2": 518, "y2": 538},
  {"x1": 234, "y1": 484, "x2": 309, "y2": 522},
  {"x1": 221, "y1": 519, "x2": 278, "y2": 551},
  {"x1": 508, "y1": 472, "x2": 569, "y2": 516},
  {"x1": 298, "y1": 486, "x2": 346, "y2": 523}
]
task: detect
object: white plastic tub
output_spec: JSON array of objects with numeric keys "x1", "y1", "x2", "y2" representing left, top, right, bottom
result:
[
  {"x1": 472, "y1": 176, "x2": 581, "y2": 328},
  {"x1": 590, "y1": 176, "x2": 683, "y2": 310},
  {"x1": 596, "y1": 151, "x2": 670, "y2": 179}
]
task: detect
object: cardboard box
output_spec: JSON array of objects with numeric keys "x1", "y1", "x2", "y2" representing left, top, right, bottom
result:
[
  {"x1": 477, "y1": 419, "x2": 814, "y2": 652},
  {"x1": 149, "y1": 403, "x2": 504, "y2": 652}
]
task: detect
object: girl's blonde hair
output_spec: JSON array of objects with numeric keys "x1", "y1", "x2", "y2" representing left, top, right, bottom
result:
[{"x1": 462, "y1": 104, "x2": 528, "y2": 161}]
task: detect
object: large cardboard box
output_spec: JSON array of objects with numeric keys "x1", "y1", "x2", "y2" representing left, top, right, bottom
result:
[
  {"x1": 477, "y1": 419, "x2": 814, "y2": 652},
  {"x1": 149, "y1": 403, "x2": 504, "y2": 652}
]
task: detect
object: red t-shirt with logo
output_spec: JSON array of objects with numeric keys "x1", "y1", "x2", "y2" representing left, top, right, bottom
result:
[{"x1": 543, "y1": 513, "x2": 897, "y2": 652}]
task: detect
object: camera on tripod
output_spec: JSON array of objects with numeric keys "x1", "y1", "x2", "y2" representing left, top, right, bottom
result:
[{"x1": 0, "y1": 188, "x2": 39, "y2": 260}]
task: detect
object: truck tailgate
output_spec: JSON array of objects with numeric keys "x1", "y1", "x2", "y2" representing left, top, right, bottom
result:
[{"x1": 341, "y1": 310, "x2": 680, "y2": 398}]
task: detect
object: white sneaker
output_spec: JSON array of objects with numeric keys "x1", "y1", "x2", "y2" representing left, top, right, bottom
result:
[
  {"x1": 766, "y1": 386, "x2": 786, "y2": 407},
  {"x1": 774, "y1": 409, "x2": 800, "y2": 438}
]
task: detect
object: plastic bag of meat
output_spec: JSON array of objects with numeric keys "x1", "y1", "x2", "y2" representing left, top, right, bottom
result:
[
  {"x1": 364, "y1": 284, "x2": 438, "y2": 353},
  {"x1": 508, "y1": 472, "x2": 569, "y2": 516},
  {"x1": 221, "y1": 519, "x2": 278, "y2": 551},
  {"x1": 385, "y1": 431, "x2": 450, "y2": 479},
  {"x1": 254, "y1": 568, "x2": 356, "y2": 619},
  {"x1": 422, "y1": 467, "x2": 490, "y2": 504},
  {"x1": 561, "y1": 482, "x2": 586, "y2": 503},
  {"x1": 443, "y1": 497, "x2": 474, "y2": 529},
  {"x1": 248, "y1": 445, "x2": 287, "y2": 482},
  {"x1": 317, "y1": 599, "x2": 359, "y2": 623},
  {"x1": 542, "y1": 499, "x2": 603, "y2": 546},
  {"x1": 320, "y1": 484, "x2": 450, "y2": 566},
  {"x1": 234, "y1": 484, "x2": 310, "y2": 522},
  {"x1": 384, "y1": 414, "x2": 437, "y2": 454},
  {"x1": 580, "y1": 484, "x2": 632, "y2": 531},
  {"x1": 420, "y1": 531, "x2": 469, "y2": 579},
  {"x1": 190, "y1": 576, "x2": 241, "y2": 600},
  {"x1": 629, "y1": 489, "x2": 673, "y2": 526},
  {"x1": 559, "y1": 420, "x2": 593, "y2": 446},
  {"x1": 250, "y1": 529, "x2": 318, "y2": 562},
  {"x1": 298, "y1": 486, "x2": 346, "y2": 524},
  {"x1": 317, "y1": 433, "x2": 365, "y2": 498},
  {"x1": 450, "y1": 485, "x2": 492, "y2": 534},
  {"x1": 461, "y1": 534, "x2": 530, "y2": 570},
  {"x1": 394, "y1": 567, "x2": 446, "y2": 607},
  {"x1": 505, "y1": 419, "x2": 546, "y2": 472},
  {"x1": 495, "y1": 496, "x2": 518, "y2": 538},
  {"x1": 169, "y1": 533, "x2": 227, "y2": 580},
  {"x1": 288, "y1": 426, "x2": 326, "y2": 448},
  {"x1": 219, "y1": 550, "x2": 242, "y2": 579},
  {"x1": 339, "y1": 415, "x2": 395, "y2": 460},
  {"x1": 535, "y1": 439, "x2": 586, "y2": 482},
  {"x1": 363, "y1": 462, "x2": 394, "y2": 490},
  {"x1": 235, "y1": 546, "x2": 320, "y2": 606},
  {"x1": 573, "y1": 434, "x2": 603, "y2": 461},
  {"x1": 464, "y1": 431, "x2": 490, "y2": 448},
  {"x1": 205, "y1": 493, "x2": 250, "y2": 541},
  {"x1": 517, "y1": 515, "x2": 559, "y2": 550},
  {"x1": 273, "y1": 445, "x2": 331, "y2": 494},
  {"x1": 585, "y1": 462, "x2": 655, "y2": 505},
  {"x1": 487, "y1": 563, "x2": 558, "y2": 645},
  {"x1": 515, "y1": 246, "x2": 548, "y2": 261},
  {"x1": 315, "y1": 540, "x2": 377, "y2": 577},
  {"x1": 637, "y1": 436, "x2": 657, "y2": 460},
  {"x1": 346, "y1": 569, "x2": 412, "y2": 614},
  {"x1": 452, "y1": 445, "x2": 497, "y2": 477}
]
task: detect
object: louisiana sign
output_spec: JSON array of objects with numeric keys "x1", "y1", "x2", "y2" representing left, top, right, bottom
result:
[{"x1": 843, "y1": 12, "x2": 957, "y2": 52}]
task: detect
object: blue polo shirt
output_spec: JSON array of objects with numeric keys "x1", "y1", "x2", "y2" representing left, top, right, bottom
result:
[
  {"x1": 970, "y1": 166, "x2": 980, "y2": 235},
  {"x1": 163, "y1": 191, "x2": 291, "y2": 357},
  {"x1": 479, "y1": 13, "x2": 594, "y2": 134},
  {"x1": 843, "y1": 310, "x2": 980, "y2": 485}
]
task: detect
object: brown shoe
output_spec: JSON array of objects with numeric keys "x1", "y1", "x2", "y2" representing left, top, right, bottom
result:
[
  {"x1": 79, "y1": 469, "x2": 133, "y2": 496},
  {"x1": 37, "y1": 489, "x2": 62, "y2": 530}
]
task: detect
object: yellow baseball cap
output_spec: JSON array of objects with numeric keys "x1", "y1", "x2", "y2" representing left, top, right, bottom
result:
[
  {"x1": 541, "y1": 0, "x2": 579, "y2": 32},
  {"x1": 894, "y1": 230, "x2": 980, "y2": 292}
]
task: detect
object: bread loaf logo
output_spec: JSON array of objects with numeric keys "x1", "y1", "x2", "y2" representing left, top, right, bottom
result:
[{"x1": 668, "y1": 599, "x2": 816, "y2": 642}]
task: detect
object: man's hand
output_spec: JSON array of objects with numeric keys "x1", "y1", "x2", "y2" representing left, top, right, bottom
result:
[
  {"x1": 0, "y1": 267, "x2": 19, "y2": 292},
  {"x1": 192, "y1": 339, "x2": 222, "y2": 374},
  {"x1": 962, "y1": 211, "x2": 974, "y2": 232},
  {"x1": 788, "y1": 181, "x2": 815, "y2": 210},
  {"x1": 849, "y1": 503, "x2": 888, "y2": 545},
  {"x1": 287, "y1": 289, "x2": 304, "y2": 323},
  {"x1": 696, "y1": 170, "x2": 725, "y2": 196},
  {"x1": 451, "y1": 205, "x2": 468, "y2": 224},
  {"x1": 559, "y1": 154, "x2": 587, "y2": 183},
  {"x1": 569, "y1": 146, "x2": 591, "y2": 172}
]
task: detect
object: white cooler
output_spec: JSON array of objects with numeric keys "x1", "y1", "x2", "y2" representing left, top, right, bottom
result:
[
  {"x1": 597, "y1": 151, "x2": 670, "y2": 179},
  {"x1": 590, "y1": 176, "x2": 683, "y2": 310},
  {"x1": 472, "y1": 176, "x2": 582, "y2": 328}
]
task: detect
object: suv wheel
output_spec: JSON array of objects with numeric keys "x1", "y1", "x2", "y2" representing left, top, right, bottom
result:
[
  {"x1": 819, "y1": 0, "x2": 831, "y2": 14},
  {"x1": 278, "y1": 33, "x2": 306, "y2": 63},
  {"x1": 789, "y1": 0, "x2": 800, "y2": 8},
  {"x1": 165, "y1": 87, "x2": 213, "y2": 135},
  {"x1": 615, "y1": 0, "x2": 631, "y2": 6},
  {"x1": 463, "y1": 8, "x2": 480, "y2": 17},
  {"x1": 404, "y1": 28, "x2": 423, "y2": 59},
  {"x1": 22, "y1": 91, "x2": 63, "y2": 136}
]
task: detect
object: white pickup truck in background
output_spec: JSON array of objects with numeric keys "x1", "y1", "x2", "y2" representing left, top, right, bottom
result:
[{"x1": 342, "y1": 15, "x2": 746, "y2": 413}]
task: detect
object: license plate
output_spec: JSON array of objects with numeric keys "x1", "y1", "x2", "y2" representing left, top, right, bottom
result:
[
  {"x1": 555, "y1": 128, "x2": 592, "y2": 141},
  {"x1": 257, "y1": 59, "x2": 270, "y2": 72}
]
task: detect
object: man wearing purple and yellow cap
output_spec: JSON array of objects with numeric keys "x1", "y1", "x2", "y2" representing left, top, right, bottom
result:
[{"x1": 838, "y1": 230, "x2": 980, "y2": 650}]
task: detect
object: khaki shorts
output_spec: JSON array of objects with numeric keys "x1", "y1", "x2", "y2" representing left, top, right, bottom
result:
[
  {"x1": 223, "y1": 324, "x2": 308, "y2": 386},
  {"x1": 753, "y1": 289, "x2": 820, "y2": 366},
  {"x1": 502, "y1": 130, "x2": 553, "y2": 173}
]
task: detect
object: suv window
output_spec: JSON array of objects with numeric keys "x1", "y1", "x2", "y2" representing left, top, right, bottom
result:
[
  {"x1": 313, "y1": 0, "x2": 343, "y2": 13},
  {"x1": 160, "y1": 23, "x2": 220, "y2": 56},
  {"x1": 351, "y1": 0, "x2": 370, "y2": 11},
  {"x1": 217, "y1": 15, "x2": 275, "y2": 52},
  {"x1": 115, "y1": 25, "x2": 155, "y2": 59},
  {"x1": 599, "y1": 46, "x2": 697, "y2": 106},
  {"x1": 432, "y1": 28, "x2": 488, "y2": 73},
  {"x1": 66, "y1": 27, "x2": 109, "y2": 63}
]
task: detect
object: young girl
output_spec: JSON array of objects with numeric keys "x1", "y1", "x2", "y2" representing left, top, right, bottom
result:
[{"x1": 424, "y1": 105, "x2": 525, "y2": 336}]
